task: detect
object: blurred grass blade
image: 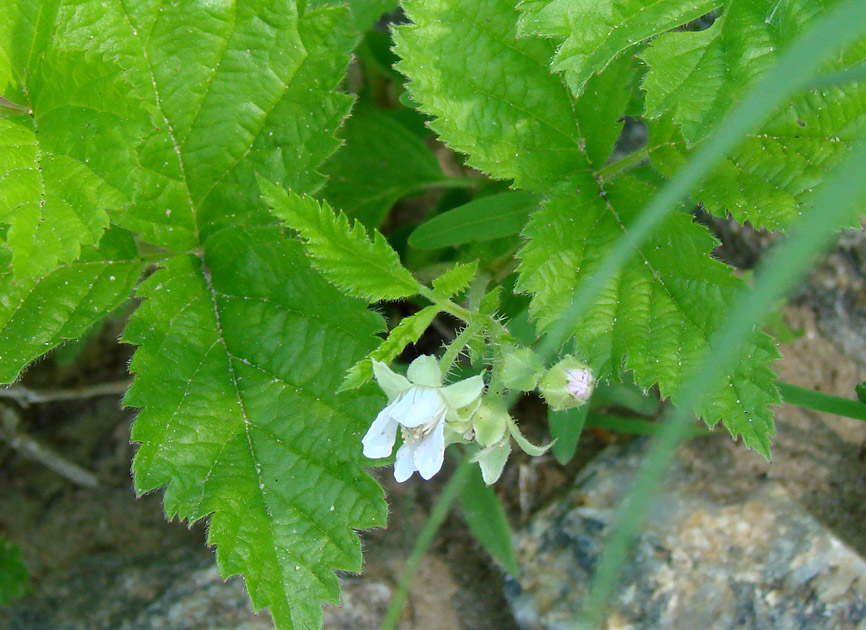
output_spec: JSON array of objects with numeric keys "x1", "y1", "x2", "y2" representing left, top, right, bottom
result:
[
  {"x1": 549, "y1": 404, "x2": 589, "y2": 464},
  {"x1": 380, "y1": 457, "x2": 472, "y2": 630},
  {"x1": 580, "y1": 122, "x2": 866, "y2": 628},
  {"x1": 408, "y1": 191, "x2": 541, "y2": 249},
  {"x1": 805, "y1": 63, "x2": 866, "y2": 91},
  {"x1": 777, "y1": 381, "x2": 866, "y2": 422},
  {"x1": 458, "y1": 464, "x2": 519, "y2": 576}
]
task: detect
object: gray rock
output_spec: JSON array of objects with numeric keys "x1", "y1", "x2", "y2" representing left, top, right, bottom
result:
[
  {"x1": 505, "y1": 440, "x2": 866, "y2": 630},
  {"x1": 798, "y1": 229, "x2": 866, "y2": 369},
  {"x1": 0, "y1": 547, "x2": 392, "y2": 629}
]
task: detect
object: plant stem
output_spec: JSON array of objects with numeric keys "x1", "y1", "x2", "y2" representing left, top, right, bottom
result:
[
  {"x1": 419, "y1": 286, "x2": 512, "y2": 341},
  {"x1": 597, "y1": 146, "x2": 652, "y2": 182},
  {"x1": 379, "y1": 456, "x2": 472, "y2": 630},
  {"x1": 777, "y1": 381, "x2": 866, "y2": 422},
  {"x1": 439, "y1": 323, "x2": 479, "y2": 374},
  {"x1": 416, "y1": 176, "x2": 481, "y2": 192}
]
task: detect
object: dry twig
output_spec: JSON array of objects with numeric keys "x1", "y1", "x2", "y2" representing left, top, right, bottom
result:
[
  {"x1": 0, "y1": 380, "x2": 130, "y2": 407},
  {"x1": 0, "y1": 405, "x2": 100, "y2": 488}
]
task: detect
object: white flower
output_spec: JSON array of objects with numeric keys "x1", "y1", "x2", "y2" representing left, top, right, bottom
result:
[{"x1": 362, "y1": 355, "x2": 484, "y2": 482}]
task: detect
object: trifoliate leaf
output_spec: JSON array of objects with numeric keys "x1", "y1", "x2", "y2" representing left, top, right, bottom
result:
[
  {"x1": 53, "y1": 3, "x2": 393, "y2": 627},
  {"x1": 0, "y1": 226, "x2": 143, "y2": 384},
  {"x1": 393, "y1": 0, "x2": 592, "y2": 191},
  {"x1": 125, "y1": 229, "x2": 387, "y2": 630},
  {"x1": 321, "y1": 105, "x2": 446, "y2": 227},
  {"x1": 340, "y1": 304, "x2": 441, "y2": 391},
  {"x1": 516, "y1": 0, "x2": 720, "y2": 96},
  {"x1": 432, "y1": 261, "x2": 479, "y2": 301},
  {"x1": 0, "y1": 2, "x2": 144, "y2": 278},
  {"x1": 260, "y1": 178, "x2": 420, "y2": 302},
  {"x1": 643, "y1": 0, "x2": 866, "y2": 229},
  {"x1": 0, "y1": 538, "x2": 28, "y2": 605},
  {"x1": 517, "y1": 174, "x2": 780, "y2": 456}
]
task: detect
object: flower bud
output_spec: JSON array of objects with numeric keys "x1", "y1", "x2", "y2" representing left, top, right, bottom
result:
[
  {"x1": 472, "y1": 441, "x2": 510, "y2": 485},
  {"x1": 500, "y1": 346, "x2": 545, "y2": 392},
  {"x1": 538, "y1": 356, "x2": 595, "y2": 411},
  {"x1": 472, "y1": 399, "x2": 510, "y2": 448}
]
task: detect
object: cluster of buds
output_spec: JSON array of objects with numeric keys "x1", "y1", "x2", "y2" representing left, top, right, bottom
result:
[{"x1": 363, "y1": 352, "x2": 595, "y2": 484}]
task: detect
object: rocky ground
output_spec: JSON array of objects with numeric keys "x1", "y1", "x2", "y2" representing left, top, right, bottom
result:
[{"x1": 1, "y1": 228, "x2": 866, "y2": 629}]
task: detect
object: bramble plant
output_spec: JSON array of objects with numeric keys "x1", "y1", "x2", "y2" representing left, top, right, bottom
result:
[{"x1": 1, "y1": 0, "x2": 865, "y2": 627}]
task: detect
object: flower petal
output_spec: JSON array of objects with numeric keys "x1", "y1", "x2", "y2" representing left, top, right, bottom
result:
[
  {"x1": 441, "y1": 374, "x2": 484, "y2": 410},
  {"x1": 372, "y1": 360, "x2": 411, "y2": 401},
  {"x1": 362, "y1": 408, "x2": 398, "y2": 459},
  {"x1": 414, "y1": 417, "x2": 446, "y2": 480},
  {"x1": 394, "y1": 443, "x2": 417, "y2": 483},
  {"x1": 384, "y1": 390, "x2": 415, "y2": 425},
  {"x1": 407, "y1": 355, "x2": 442, "y2": 387},
  {"x1": 401, "y1": 387, "x2": 447, "y2": 428}
]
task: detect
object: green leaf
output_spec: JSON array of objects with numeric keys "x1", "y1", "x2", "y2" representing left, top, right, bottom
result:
[
  {"x1": 643, "y1": 0, "x2": 866, "y2": 229},
  {"x1": 0, "y1": 538, "x2": 28, "y2": 606},
  {"x1": 592, "y1": 378, "x2": 660, "y2": 416},
  {"x1": 516, "y1": 0, "x2": 720, "y2": 95},
  {"x1": 63, "y1": 0, "x2": 356, "y2": 251},
  {"x1": 517, "y1": 174, "x2": 780, "y2": 456},
  {"x1": 576, "y1": 52, "x2": 641, "y2": 169},
  {"x1": 0, "y1": 226, "x2": 143, "y2": 384},
  {"x1": 856, "y1": 381, "x2": 866, "y2": 404},
  {"x1": 394, "y1": 0, "x2": 591, "y2": 191},
  {"x1": 408, "y1": 191, "x2": 542, "y2": 249},
  {"x1": 124, "y1": 230, "x2": 387, "y2": 630},
  {"x1": 260, "y1": 177, "x2": 420, "y2": 302},
  {"x1": 458, "y1": 465, "x2": 519, "y2": 576},
  {"x1": 432, "y1": 261, "x2": 478, "y2": 300},
  {"x1": 50, "y1": 3, "x2": 395, "y2": 627},
  {"x1": 321, "y1": 106, "x2": 445, "y2": 227},
  {"x1": 309, "y1": 0, "x2": 396, "y2": 31},
  {"x1": 0, "y1": 2, "x2": 145, "y2": 278},
  {"x1": 548, "y1": 404, "x2": 589, "y2": 465},
  {"x1": 340, "y1": 304, "x2": 441, "y2": 391}
]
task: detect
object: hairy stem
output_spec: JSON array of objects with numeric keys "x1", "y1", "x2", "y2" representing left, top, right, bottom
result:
[{"x1": 597, "y1": 146, "x2": 652, "y2": 182}]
